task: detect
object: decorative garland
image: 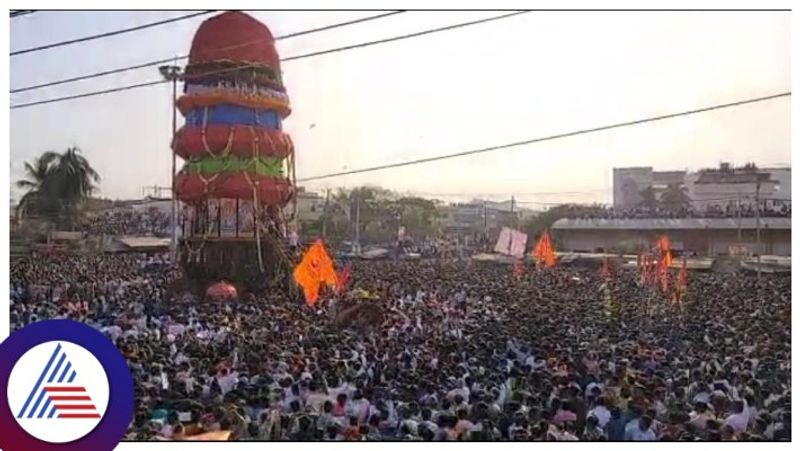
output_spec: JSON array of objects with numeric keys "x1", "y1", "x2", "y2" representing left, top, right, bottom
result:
[
  {"x1": 172, "y1": 125, "x2": 294, "y2": 160},
  {"x1": 178, "y1": 89, "x2": 291, "y2": 117},
  {"x1": 186, "y1": 83, "x2": 289, "y2": 103},
  {"x1": 184, "y1": 59, "x2": 284, "y2": 89},
  {"x1": 184, "y1": 105, "x2": 282, "y2": 129},
  {"x1": 183, "y1": 155, "x2": 285, "y2": 177},
  {"x1": 175, "y1": 172, "x2": 293, "y2": 205}
]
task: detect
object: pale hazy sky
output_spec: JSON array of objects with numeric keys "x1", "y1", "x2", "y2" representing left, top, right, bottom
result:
[{"x1": 9, "y1": 10, "x2": 791, "y2": 206}]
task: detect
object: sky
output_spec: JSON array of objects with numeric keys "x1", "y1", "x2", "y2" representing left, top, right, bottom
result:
[{"x1": 9, "y1": 10, "x2": 792, "y2": 207}]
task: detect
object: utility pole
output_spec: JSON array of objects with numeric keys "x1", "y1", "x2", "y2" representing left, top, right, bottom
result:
[
  {"x1": 322, "y1": 189, "x2": 330, "y2": 239},
  {"x1": 483, "y1": 201, "x2": 487, "y2": 250},
  {"x1": 755, "y1": 178, "x2": 761, "y2": 283},
  {"x1": 510, "y1": 196, "x2": 516, "y2": 229},
  {"x1": 736, "y1": 191, "x2": 742, "y2": 243},
  {"x1": 353, "y1": 193, "x2": 361, "y2": 255},
  {"x1": 159, "y1": 64, "x2": 183, "y2": 261}
]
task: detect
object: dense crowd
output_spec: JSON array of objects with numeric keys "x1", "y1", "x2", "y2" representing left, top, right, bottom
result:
[
  {"x1": 562, "y1": 203, "x2": 791, "y2": 220},
  {"x1": 82, "y1": 209, "x2": 171, "y2": 237},
  {"x1": 10, "y1": 252, "x2": 791, "y2": 441}
]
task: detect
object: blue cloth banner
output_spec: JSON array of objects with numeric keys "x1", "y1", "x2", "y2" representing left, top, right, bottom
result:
[{"x1": 185, "y1": 105, "x2": 282, "y2": 130}]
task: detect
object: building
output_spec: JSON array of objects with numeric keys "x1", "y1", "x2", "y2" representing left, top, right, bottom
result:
[
  {"x1": 613, "y1": 167, "x2": 687, "y2": 209},
  {"x1": 552, "y1": 217, "x2": 790, "y2": 256},
  {"x1": 439, "y1": 201, "x2": 518, "y2": 236},
  {"x1": 614, "y1": 163, "x2": 790, "y2": 211},
  {"x1": 292, "y1": 187, "x2": 325, "y2": 223},
  {"x1": 685, "y1": 163, "x2": 782, "y2": 211}
]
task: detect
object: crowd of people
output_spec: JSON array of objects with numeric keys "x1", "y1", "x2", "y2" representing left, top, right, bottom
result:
[
  {"x1": 560, "y1": 203, "x2": 791, "y2": 221},
  {"x1": 9, "y1": 249, "x2": 791, "y2": 442},
  {"x1": 81, "y1": 209, "x2": 171, "y2": 237}
]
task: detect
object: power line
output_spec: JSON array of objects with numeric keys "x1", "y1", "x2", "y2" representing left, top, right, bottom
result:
[
  {"x1": 10, "y1": 11, "x2": 528, "y2": 109},
  {"x1": 405, "y1": 189, "x2": 607, "y2": 198},
  {"x1": 10, "y1": 11, "x2": 406, "y2": 94},
  {"x1": 10, "y1": 80, "x2": 167, "y2": 109},
  {"x1": 297, "y1": 92, "x2": 791, "y2": 182},
  {"x1": 10, "y1": 11, "x2": 216, "y2": 56},
  {"x1": 10, "y1": 10, "x2": 36, "y2": 18},
  {"x1": 281, "y1": 11, "x2": 528, "y2": 62}
]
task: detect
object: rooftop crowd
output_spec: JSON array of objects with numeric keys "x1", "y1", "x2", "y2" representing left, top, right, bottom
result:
[
  {"x1": 81, "y1": 209, "x2": 171, "y2": 237},
  {"x1": 10, "y1": 249, "x2": 790, "y2": 442},
  {"x1": 561, "y1": 203, "x2": 791, "y2": 220}
]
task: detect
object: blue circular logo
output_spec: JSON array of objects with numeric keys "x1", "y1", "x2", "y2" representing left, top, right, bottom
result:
[{"x1": 0, "y1": 320, "x2": 134, "y2": 450}]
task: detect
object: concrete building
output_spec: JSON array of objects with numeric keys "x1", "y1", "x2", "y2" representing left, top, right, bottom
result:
[
  {"x1": 613, "y1": 167, "x2": 687, "y2": 209},
  {"x1": 439, "y1": 201, "x2": 517, "y2": 236},
  {"x1": 552, "y1": 217, "x2": 790, "y2": 256},
  {"x1": 614, "y1": 163, "x2": 790, "y2": 211},
  {"x1": 292, "y1": 187, "x2": 325, "y2": 223},
  {"x1": 685, "y1": 163, "x2": 782, "y2": 211}
]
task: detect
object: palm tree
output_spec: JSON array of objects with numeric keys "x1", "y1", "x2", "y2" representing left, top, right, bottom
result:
[
  {"x1": 638, "y1": 186, "x2": 659, "y2": 211},
  {"x1": 659, "y1": 183, "x2": 691, "y2": 211},
  {"x1": 15, "y1": 151, "x2": 58, "y2": 219},
  {"x1": 15, "y1": 147, "x2": 100, "y2": 228}
]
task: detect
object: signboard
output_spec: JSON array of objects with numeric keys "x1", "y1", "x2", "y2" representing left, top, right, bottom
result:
[
  {"x1": 729, "y1": 244, "x2": 752, "y2": 257},
  {"x1": 220, "y1": 199, "x2": 237, "y2": 237}
]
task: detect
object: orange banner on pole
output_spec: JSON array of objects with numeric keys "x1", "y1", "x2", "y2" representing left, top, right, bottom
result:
[
  {"x1": 513, "y1": 259, "x2": 525, "y2": 279},
  {"x1": 293, "y1": 239, "x2": 338, "y2": 306},
  {"x1": 673, "y1": 256, "x2": 688, "y2": 304},
  {"x1": 601, "y1": 257, "x2": 611, "y2": 280},
  {"x1": 533, "y1": 231, "x2": 557, "y2": 267},
  {"x1": 335, "y1": 263, "x2": 352, "y2": 294}
]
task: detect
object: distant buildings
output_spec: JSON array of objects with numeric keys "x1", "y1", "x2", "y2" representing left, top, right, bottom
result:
[
  {"x1": 439, "y1": 200, "x2": 527, "y2": 237},
  {"x1": 613, "y1": 167, "x2": 687, "y2": 209},
  {"x1": 552, "y1": 217, "x2": 791, "y2": 256},
  {"x1": 292, "y1": 188, "x2": 325, "y2": 223},
  {"x1": 614, "y1": 163, "x2": 791, "y2": 211},
  {"x1": 555, "y1": 162, "x2": 793, "y2": 257}
]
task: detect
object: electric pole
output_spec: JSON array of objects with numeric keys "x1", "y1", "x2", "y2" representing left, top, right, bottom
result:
[
  {"x1": 483, "y1": 201, "x2": 487, "y2": 250},
  {"x1": 755, "y1": 178, "x2": 761, "y2": 283},
  {"x1": 159, "y1": 64, "x2": 183, "y2": 261},
  {"x1": 322, "y1": 189, "x2": 330, "y2": 240},
  {"x1": 353, "y1": 192, "x2": 361, "y2": 255}
]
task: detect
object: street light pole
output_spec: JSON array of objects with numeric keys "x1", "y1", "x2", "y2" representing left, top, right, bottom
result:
[
  {"x1": 755, "y1": 178, "x2": 761, "y2": 283},
  {"x1": 159, "y1": 64, "x2": 183, "y2": 261}
]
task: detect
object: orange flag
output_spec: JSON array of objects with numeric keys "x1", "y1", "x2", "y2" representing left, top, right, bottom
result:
[
  {"x1": 677, "y1": 256, "x2": 688, "y2": 288},
  {"x1": 293, "y1": 239, "x2": 338, "y2": 306},
  {"x1": 335, "y1": 263, "x2": 352, "y2": 294},
  {"x1": 657, "y1": 235, "x2": 672, "y2": 269},
  {"x1": 601, "y1": 257, "x2": 611, "y2": 280},
  {"x1": 513, "y1": 259, "x2": 525, "y2": 279},
  {"x1": 673, "y1": 256, "x2": 688, "y2": 304},
  {"x1": 533, "y1": 231, "x2": 557, "y2": 267}
]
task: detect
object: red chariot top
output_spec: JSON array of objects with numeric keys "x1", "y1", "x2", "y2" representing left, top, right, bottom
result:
[{"x1": 188, "y1": 11, "x2": 281, "y2": 70}]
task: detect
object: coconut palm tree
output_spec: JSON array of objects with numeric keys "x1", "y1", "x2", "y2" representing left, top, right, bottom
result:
[
  {"x1": 15, "y1": 151, "x2": 58, "y2": 219},
  {"x1": 15, "y1": 147, "x2": 100, "y2": 228},
  {"x1": 637, "y1": 186, "x2": 659, "y2": 211},
  {"x1": 659, "y1": 183, "x2": 691, "y2": 211}
]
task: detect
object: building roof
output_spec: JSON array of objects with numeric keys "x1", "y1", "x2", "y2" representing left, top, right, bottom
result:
[
  {"x1": 552, "y1": 217, "x2": 791, "y2": 230},
  {"x1": 50, "y1": 231, "x2": 84, "y2": 241},
  {"x1": 115, "y1": 237, "x2": 171, "y2": 249}
]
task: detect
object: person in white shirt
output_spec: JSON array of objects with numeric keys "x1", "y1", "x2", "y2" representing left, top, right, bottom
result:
[
  {"x1": 723, "y1": 400, "x2": 749, "y2": 434},
  {"x1": 624, "y1": 416, "x2": 656, "y2": 441},
  {"x1": 587, "y1": 397, "x2": 611, "y2": 428},
  {"x1": 305, "y1": 381, "x2": 330, "y2": 414}
]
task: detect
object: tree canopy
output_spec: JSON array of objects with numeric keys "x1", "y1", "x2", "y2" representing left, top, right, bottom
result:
[{"x1": 16, "y1": 147, "x2": 100, "y2": 229}]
